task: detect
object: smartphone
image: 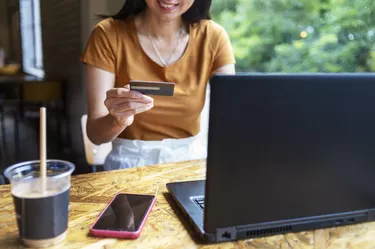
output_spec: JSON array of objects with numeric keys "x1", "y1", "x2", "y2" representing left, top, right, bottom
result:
[
  {"x1": 90, "y1": 193, "x2": 156, "y2": 239},
  {"x1": 129, "y1": 80, "x2": 175, "y2": 96}
]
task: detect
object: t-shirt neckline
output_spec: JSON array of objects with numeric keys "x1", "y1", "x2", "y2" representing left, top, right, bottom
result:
[{"x1": 130, "y1": 17, "x2": 192, "y2": 69}]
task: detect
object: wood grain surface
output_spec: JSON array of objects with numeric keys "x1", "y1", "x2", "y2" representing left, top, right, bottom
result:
[{"x1": 1, "y1": 159, "x2": 375, "y2": 249}]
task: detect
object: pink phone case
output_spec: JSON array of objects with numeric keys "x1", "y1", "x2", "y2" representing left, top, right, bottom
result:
[{"x1": 89, "y1": 193, "x2": 156, "y2": 239}]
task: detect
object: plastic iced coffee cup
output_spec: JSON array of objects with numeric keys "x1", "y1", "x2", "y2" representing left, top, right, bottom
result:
[{"x1": 4, "y1": 160, "x2": 75, "y2": 248}]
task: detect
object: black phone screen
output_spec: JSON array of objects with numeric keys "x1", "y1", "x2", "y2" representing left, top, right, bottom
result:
[{"x1": 92, "y1": 194, "x2": 155, "y2": 231}]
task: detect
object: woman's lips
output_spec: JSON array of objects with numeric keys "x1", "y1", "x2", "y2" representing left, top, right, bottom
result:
[{"x1": 158, "y1": 0, "x2": 179, "y2": 12}]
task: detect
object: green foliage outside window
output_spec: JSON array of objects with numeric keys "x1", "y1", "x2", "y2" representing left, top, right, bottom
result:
[{"x1": 211, "y1": 0, "x2": 375, "y2": 72}]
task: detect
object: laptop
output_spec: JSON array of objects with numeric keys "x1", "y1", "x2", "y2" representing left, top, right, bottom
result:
[{"x1": 166, "y1": 73, "x2": 375, "y2": 243}]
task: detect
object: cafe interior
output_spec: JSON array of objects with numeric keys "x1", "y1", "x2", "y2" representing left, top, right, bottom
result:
[
  {"x1": 1, "y1": 0, "x2": 375, "y2": 248},
  {"x1": 0, "y1": 0, "x2": 130, "y2": 178}
]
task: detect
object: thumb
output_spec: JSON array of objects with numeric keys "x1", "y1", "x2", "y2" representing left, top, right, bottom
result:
[{"x1": 124, "y1": 84, "x2": 130, "y2": 89}]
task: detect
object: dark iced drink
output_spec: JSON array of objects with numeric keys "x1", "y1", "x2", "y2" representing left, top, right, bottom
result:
[{"x1": 4, "y1": 160, "x2": 75, "y2": 248}]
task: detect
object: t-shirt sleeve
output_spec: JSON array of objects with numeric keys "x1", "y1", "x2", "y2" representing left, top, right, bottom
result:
[
  {"x1": 211, "y1": 27, "x2": 236, "y2": 71},
  {"x1": 80, "y1": 23, "x2": 116, "y2": 73}
]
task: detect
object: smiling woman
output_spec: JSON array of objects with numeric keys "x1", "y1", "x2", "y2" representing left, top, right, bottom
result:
[{"x1": 80, "y1": 0, "x2": 235, "y2": 171}]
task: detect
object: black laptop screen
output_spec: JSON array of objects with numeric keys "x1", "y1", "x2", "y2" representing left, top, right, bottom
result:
[{"x1": 205, "y1": 74, "x2": 375, "y2": 232}]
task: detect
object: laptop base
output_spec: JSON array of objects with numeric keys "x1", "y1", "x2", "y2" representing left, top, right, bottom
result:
[
  {"x1": 166, "y1": 180, "x2": 217, "y2": 243},
  {"x1": 167, "y1": 180, "x2": 375, "y2": 244}
]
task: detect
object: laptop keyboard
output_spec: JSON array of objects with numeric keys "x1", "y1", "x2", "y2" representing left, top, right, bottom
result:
[{"x1": 194, "y1": 197, "x2": 205, "y2": 210}]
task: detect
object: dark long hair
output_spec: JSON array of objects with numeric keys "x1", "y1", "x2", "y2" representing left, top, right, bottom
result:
[{"x1": 99, "y1": 0, "x2": 212, "y2": 24}]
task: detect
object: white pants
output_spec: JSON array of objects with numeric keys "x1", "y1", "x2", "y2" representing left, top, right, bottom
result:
[
  {"x1": 104, "y1": 85, "x2": 211, "y2": 171},
  {"x1": 103, "y1": 133, "x2": 207, "y2": 171}
]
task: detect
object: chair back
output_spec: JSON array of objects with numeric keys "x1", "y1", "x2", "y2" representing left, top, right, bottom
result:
[{"x1": 80, "y1": 114, "x2": 112, "y2": 166}]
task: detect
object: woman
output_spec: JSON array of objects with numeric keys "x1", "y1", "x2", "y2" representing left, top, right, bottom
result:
[{"x1": 81, "y1": 0, "x2": 235, "y2": 171}]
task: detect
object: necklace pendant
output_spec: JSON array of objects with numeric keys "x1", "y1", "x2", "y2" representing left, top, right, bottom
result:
[{"x1": 147, "y1": 22, "x2": 184, "y2": 67}]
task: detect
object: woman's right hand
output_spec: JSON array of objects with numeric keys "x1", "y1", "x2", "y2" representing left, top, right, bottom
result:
[{"x1": 104, "y1": 86, "x2": 154, "y2": 127}]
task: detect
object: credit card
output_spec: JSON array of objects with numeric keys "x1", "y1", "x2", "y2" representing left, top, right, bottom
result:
[{"x1": 129, "y1": 80, "x2": 175, "y2": 96}]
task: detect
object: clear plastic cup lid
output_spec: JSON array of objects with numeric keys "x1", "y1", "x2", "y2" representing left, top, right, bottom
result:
[{"x1": 4, "y1": 160, "x2": 75, "y2": 182}]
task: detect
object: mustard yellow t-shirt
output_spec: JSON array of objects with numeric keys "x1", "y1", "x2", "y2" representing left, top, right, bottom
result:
[{"x1": 81, "y1": 17, "x2": 235, "y2": 141}]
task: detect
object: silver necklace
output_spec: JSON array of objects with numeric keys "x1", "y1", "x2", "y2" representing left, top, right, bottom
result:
[{"x1": 147, "y1": 23, "x2": 184, "y2": 66}]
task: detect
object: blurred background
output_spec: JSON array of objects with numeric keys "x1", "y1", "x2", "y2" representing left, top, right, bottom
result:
[
  {"x1": 0, "y1": 0, "x2": 374, "y2": 176},
  {"x1": 212, "y1": 0, "x2": 375, "y2": 73}
]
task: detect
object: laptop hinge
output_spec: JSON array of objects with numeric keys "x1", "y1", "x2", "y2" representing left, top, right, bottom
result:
[{"x1": 216, "y1": 226, "x2": 237, "y2": 242}]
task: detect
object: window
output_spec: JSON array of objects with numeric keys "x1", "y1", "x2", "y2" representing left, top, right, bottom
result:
[
  {"x1": 196, "y1": 1, "x2": 375, "y2": 153},
  {"x1": 19, "y1": 0, "x2": 44, "y2": 77},
  {"x1": 211, "y1": 0, "x2": 375, "y2": 73}
]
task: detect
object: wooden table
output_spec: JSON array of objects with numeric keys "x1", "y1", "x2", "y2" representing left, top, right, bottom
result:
[{"x1": 1, "y1": 160, "x2": 375, "y2": 249}]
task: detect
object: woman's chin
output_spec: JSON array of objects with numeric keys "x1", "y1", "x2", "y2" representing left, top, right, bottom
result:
[{"x1": 151, "y1": 11, "x2": 181, "y2": 22}]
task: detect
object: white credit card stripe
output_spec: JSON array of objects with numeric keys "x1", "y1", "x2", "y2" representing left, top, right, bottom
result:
[{"x1": 131, "y1": 86, "x2": 161, "y2": 90}]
